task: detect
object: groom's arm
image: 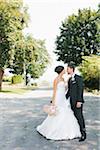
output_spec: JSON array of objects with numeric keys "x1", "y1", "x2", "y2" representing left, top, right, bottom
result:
[{"x1": 76, "y1": 76, "x2": 84, "y2": 103}]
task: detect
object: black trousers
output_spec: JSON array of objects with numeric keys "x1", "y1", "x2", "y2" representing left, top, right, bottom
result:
[{"x1": 71, "y1": 105, "x2": 86, "y2": 133}]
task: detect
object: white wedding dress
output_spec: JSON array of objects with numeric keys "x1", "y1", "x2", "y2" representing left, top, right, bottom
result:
[{"x1": 36, "y1": 81, "x2": 81, "y2": 140}]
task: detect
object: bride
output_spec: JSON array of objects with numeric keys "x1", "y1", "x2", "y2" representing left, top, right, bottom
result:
[{"x1": 37, "y1": 66, "x2": 81, "y2": 140}]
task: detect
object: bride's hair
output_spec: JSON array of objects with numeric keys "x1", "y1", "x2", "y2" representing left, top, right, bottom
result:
[{"x1": 55, "y1": 66, "x2": 64, "y2": 74}]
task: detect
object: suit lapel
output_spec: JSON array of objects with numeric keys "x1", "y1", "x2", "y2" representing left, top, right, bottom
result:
[{"x1": 70, "y1": 74, "x2": 77, "y2": 85}]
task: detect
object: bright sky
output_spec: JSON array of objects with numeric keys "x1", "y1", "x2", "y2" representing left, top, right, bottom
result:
[
  {"x1": 23, "y1": 0, "x2": 99, "y2": 83},
  {"x1": 24, "y1": 0, "x2": 99, "y2": 56}
]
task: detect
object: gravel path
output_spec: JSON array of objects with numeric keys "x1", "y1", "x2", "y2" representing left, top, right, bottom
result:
[{"x1": 0, "y1": 88, "x2": 100, "y2": 150}]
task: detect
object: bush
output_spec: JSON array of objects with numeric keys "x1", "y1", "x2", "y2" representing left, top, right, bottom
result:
[
  {"x1": 12, "y1": 75, "x2": 23, "y2": 84},
  {"x1": 31, "y1": 83, "x2": 37, "y2": 86},
  {"x1": 3, "y1": 76, "x2": 12, "y2": 82},
  {"x1": 79, "y1": 55, "x2": 100, "y2": 90}
]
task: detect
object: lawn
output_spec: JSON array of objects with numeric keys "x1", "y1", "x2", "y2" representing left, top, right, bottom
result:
[{"x1": 0, "y1": 82, "x2": 37, "y2": 94}]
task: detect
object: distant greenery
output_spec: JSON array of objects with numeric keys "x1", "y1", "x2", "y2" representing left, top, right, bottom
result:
[
  {"x1": 12, "y1": 35, "x2": 50, "y2": 78},
  {"x1": 3, "y1": 76, "x2": 12, "y2": 82},
  {"x1": 55, "y1": 6, "x2": 100, "y2": 65},
  {"x1": 0, "y1": 86, "x2": 37, "y2": 94},
  {"x1": 79, "y1": 55, "x2": 100, "y2": 90},
  {"x1": 0, "y1": 0, "x2": 28, "y2": 90},
  {"x1": 11, "y1": 75, "x2": 23, "y2": 84},
  {"x1": 0, "y1": 0, "x2": 50, "y2": 90}
]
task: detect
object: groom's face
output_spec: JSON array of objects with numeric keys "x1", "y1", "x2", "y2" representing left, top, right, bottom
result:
[{"x1": 67, "y1": 67, "x2": 73, "y2": 74}]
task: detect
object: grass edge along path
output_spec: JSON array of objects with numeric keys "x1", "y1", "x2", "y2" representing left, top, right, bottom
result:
[{"x1": 0, "y1": 85, "x2": 37, "y2": 95}]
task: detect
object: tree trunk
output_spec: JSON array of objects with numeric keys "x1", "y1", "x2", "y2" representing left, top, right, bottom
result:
[{"x1": 0, "y1": 68, "x2": 4, "y2": 91}]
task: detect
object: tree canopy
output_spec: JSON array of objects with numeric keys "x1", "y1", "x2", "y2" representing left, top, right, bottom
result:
[
  {"x1": 55, "y1": 6, "x2": 100, "y2": 65},
  {"x1": 12, "y1": 35, "x2": 50, "y2": 78},
  {"x1": 0, "y1": 0, "x2": 50, "y2": 89},
  {"x1": 0, "y1": 0, "x2": 28, "y2": 69}
]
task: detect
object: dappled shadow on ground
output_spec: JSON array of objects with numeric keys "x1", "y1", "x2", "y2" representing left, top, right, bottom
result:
[
  {"x1": 0, "y1": 90, "x2": 13, "y2": 93},
  {"x1": 0, "y1": 96, "x2": 99, "y2": 150},
  {"x1": 33, "y1": 87, "x2": 53, "y2": 91}
]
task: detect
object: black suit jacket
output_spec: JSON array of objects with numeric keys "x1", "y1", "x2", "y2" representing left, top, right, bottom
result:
[{"x1": 66, "y1": 74, "x2": 84, "y2": 107}]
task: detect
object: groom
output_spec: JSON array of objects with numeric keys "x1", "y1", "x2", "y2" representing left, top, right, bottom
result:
[{"x1": 66, "y1": 62, "x2": 86, "y2": 142}]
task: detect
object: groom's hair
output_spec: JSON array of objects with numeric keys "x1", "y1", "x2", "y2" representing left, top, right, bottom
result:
[
  {"x1": 55, "y1": 66, "x2": 64, "y2": 74},
  {"x1": 67, "y1": 61, "x2": 75, "y2": 71}
]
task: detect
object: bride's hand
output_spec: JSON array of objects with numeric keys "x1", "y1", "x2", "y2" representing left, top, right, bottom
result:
[
  {"x1": 76, "y1": 102, "x2": 82, "y2": 108},
  {"x1": 50, "y1": 100, "x2": 52, "y2": 103},
  {"x1": 51, "y1": 102, "x2": 55, "y2": 106}
]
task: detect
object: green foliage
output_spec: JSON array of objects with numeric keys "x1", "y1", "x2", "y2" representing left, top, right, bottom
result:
[
  {"x1": 29, "y1": 38, "x2": 50, "y2": 78},
  {"x1": 0, "y1": 0, "x2": 29, "y2": 69},
  {"x1": 12, "y1": 75, "x2": 23, "y2": 84},
  {"x1": 0, "y1": 0, "x2": 49, "y2": 81},
  {"x1": 55, "y1": 7, "x2": 100, "y2": 65},
  {"x1": 3, "y1": 76, "x2": 12, "y2": 82},
  {"x1": 79, "y1": 55, "x2": 100, "y2": 90},
  {"x1": 12, "y1": 35, "x2": 50, "y2": 78}
]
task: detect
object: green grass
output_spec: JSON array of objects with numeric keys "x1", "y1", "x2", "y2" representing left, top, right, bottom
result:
[{"x1": 0, "y1": 85, "x2": 37, "y2": 94}]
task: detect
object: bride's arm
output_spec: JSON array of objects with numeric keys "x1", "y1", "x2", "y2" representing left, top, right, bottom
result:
[
  {"x1": 52, "y1": 79, "x2": 57, "y2": 105},
  {"x1": 65, "y1": 83, "x2": 68, "y2": 92},
  {"x1": 64, "y1": 75, "x2": 71, "y2": 92}
]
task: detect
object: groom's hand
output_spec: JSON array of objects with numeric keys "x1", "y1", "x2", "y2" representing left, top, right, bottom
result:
[{"x1": 76, "y1": 102, "x2": 82, "y2": 108}]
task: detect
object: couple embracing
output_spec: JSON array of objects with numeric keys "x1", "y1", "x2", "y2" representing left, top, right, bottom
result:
[{"x1": 37, "y1": 62, "x2": 86, "y2": 142}]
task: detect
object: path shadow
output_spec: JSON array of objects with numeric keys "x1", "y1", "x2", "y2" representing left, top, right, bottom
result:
[
  {"x1": 0, "y1": 96, "x2": 99, "y2": 150},
  {"x1": 33, "y1": 87, "x2": 53, "y2": 91},
  {"x1": 0, "y1": 90, "x2": 12, "y2": 93}
]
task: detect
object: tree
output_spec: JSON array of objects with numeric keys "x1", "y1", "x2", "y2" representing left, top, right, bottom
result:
[
  {"x1": 79, "y1": 55, "x2": 100, "y2": 90},
  {"x1": 0, "y1": 0, "x2": 28, "y2": 90},
  {"x1": 28, "y1": 38, "x2": 50, "y2": 78},
  {"x1": 55, "y1": 7, "x2": 100, "y2": 65},
  {"x1": 12, "y1": 35, "x2": 50, "y2": 79}
]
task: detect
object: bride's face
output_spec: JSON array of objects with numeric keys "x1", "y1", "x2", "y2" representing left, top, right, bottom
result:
[{"x1": 61, "y1": 69, "x2": 65, "y2": 75}]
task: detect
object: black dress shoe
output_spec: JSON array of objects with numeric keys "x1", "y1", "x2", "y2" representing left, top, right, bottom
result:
[
  {"x1": 79, "y1": 132, "x2": 86, "y2": 142},
  {"x1": 79, "y1": 136, "x2": 86, "y2": 142}
]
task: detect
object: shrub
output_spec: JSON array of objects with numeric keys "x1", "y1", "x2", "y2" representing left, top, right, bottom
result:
[
  {"x1": 3, "y1": 76, "x2": 12, "y2": 82},
  {"x1": 31, "y1": 83, "x2": 37, "y2": 86},
  {"x1": 79, "y1": 55, "x2": 100, "y2": 90},
  {"x1": 12, "y1": 75, "x2": 23, "y2": 84}
]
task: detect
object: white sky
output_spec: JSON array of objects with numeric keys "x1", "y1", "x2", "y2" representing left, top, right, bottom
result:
[
  {"x1": 24, "y1": 0, "x2": 99, "y2": 56},
  {"x1": 23, "y1": 0, "x2": 99, "y2": 82}
]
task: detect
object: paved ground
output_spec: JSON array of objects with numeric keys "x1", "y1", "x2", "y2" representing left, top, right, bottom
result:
[{"x1": 0, "y1": 88, "x2": 100, "y2": 150}]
